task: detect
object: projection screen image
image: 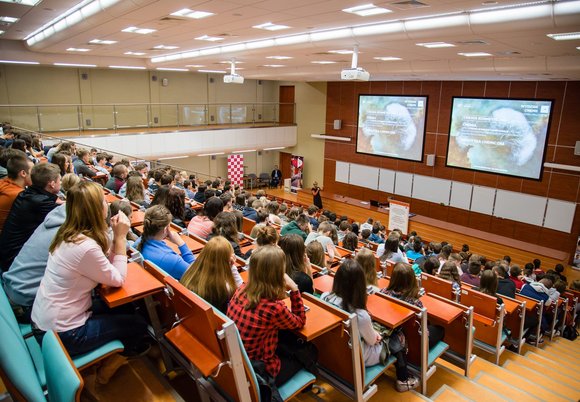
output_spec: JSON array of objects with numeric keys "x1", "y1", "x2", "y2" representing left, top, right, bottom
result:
[
  {"x1": 446, "y1": 97, "x2": 553, "y2": 180},
  {"x1": 356, "y1": 95, "x2": 428, "y2": 162}
]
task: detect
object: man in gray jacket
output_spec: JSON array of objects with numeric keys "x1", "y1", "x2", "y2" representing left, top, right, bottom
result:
[{"x1": 2, "y1": 204, "x2": 66, "y2": 323}]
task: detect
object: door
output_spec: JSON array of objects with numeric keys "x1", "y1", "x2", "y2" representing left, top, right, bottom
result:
[
  {"x1": 279, "y1": 86, "x2": 295, "y2": 125},
  {"x1": 279, "y1": 152, "x2": 292, "y2": 183}
]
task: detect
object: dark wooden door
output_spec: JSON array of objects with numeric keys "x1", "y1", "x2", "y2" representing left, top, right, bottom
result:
[
  {"x1": 279, "y1": 86, "x2": 295, "y2": 124},
  {"x1": 279, "y1": 152, "x2": 292, "y2": 182}
]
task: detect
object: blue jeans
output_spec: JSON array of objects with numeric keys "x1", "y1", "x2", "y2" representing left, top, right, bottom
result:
[{"x1": 33, "y1": 299, "x2": 148, "y2": 357}]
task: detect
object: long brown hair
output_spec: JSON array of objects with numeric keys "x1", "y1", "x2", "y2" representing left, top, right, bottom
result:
[
  {"x1": 50, "y1": 181, "x2": 109, "y2": 254},
  {"x1": 137, "y1": 205, "x2": 172, "y2": 252},
  {"x1": 478, "y1": 269, "x2": 498, "y2": 296},
  {"x1": 387, "y1": 262, "x2": 419, "y2": 299},
  {"x1": 212, "y1": 212, "x2": 239, "y2": 244},
  {"x1": 180, "y1": 236, "x2": 236, "y2": 309},
  {"x1": 125, "y1": 175, "x2": 145, "y2": 203},
  {"x1": 306, "y1": 241, "x2": 325, "y2": 268},
  {"x1": 279, "y1": 234, "x2": 308, "y2": 277},
  {"x1": 355, "y1": 248, "x2": 378, "y2": 286},
  {"x1": 243, "y1": 246, "x2": 287, "y2": 309},
  {"x1": 332, "y1": 259, "x2": 367, "y2": 311},
  {"x1": 439, "y1": 261, "x2": 461, "y2": 284}
]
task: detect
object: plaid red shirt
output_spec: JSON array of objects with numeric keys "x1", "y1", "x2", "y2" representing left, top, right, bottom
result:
[{"x1": 227, "y1": 285, "x2": 306, "y2": 378}]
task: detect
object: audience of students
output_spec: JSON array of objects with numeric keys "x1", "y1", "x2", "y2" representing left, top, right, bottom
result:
[
  {"x1": 187, "y1": 196, "x2": 223, "y2": 239},
  {"x1": 0, "y1": 150, "x2": 33, "y2": 233},
  {"x1": 279, "y1": 234, "x2": 314, "y2": 294}
]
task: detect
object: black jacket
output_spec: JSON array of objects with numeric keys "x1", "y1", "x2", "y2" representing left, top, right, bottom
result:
[
  {"x1": 0, "y1": 186, "x2": 58, "y2": 271},
  {"x1": 497, "y1": 278, "x2": 516, "y2": 299}
]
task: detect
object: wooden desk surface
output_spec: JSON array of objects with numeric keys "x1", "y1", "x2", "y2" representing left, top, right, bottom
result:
[
  {"x1": 313, "y1": 275, "x2": 334, "y2": 294},
  {"x1": 101, "y1": 262, "x2": 164, "y2": 308},
  {"x1": 502, "y1": 298, "x2": 519, "y2": 314},
  {"x1": 283, "y1": 297, "x2": 342, "y2": 341},
  {"x1": 130, "y1": 210, "x2": 145, "y2": 227},
  {"x1": 421, "y1": 294, "x2": 464, "y2": 324},
  {"x1": 335, "y1": 247, "x2": 353, "y2": 258},
  {"x1": 240, "y1": 270, "x2": 249, "y2": 283},
  {"x1": 367, "y1": 294, "x2": 414, "y2": 329},
  {"x1": 105, "y1": 193, "x2": 122, "y2": 204},
  {"x1": 240, "y1": 243, "x2": 256, "y2": 254}
]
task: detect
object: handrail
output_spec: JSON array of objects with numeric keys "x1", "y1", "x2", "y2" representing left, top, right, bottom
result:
[
  {"x1": 14, "y1": 126, "x2": 221, "y2": 182},
  {"x1": 0, "y1": 102, "x2": 294, "y2": 107}
]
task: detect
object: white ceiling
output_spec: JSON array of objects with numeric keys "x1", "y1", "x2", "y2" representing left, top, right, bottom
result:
[{"x1": 0, "y1": 0, "x2": 579, "y2": 81}]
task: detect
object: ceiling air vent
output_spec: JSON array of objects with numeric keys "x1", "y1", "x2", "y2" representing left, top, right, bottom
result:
[
  {"x1": 160, "y1": 17, "x2": 184, "y2": 22},
  {"x1": 390, "y1": 0, "x2": 429, "y2": 10},
  {"x1": 455, "y1": 40, "x2": 489, "y2": 45}
]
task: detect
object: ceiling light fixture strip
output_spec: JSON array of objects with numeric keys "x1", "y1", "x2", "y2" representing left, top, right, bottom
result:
[{"x1": 152, "y1": 0, "x2": 580, "y2": 63}]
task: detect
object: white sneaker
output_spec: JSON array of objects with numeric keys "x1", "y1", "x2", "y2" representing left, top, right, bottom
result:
[{"x1": 396, "y1": 376, "x2": 420, "y2": 392}]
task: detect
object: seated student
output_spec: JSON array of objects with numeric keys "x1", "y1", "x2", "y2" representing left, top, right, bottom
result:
[
  {"x1": 474, "y1": 269, "x2": 503, "y2": 305},
  {"x1": 0, "y1": 163, "x2": 61, "y2": 272},
  {"x1": 30, "y1": 182, "x2": 148, "y2": 361},
  {"x1": 0, "y1": 150, "x2": 33, "y2": 233},
  {"x1": 321, "y1": 260, "x2": 385, "y2": 368},
  {"x1": 459, "y1": 244, "x2": 471, "y2": 263},
  {"x1": 280, "y1": 213, "x2": 310, "y2": 241},
  {"x1": 377, "y1": 233, "x2": 408, "y2": 264},
  {"x1": 304, "y1": 221, "x2": 336, "y2": 260},
  {"x1": 360, "y1": 217, "x2": 373, "y2": 232},
  {"x1": 267, "y1": 201, "x2": 282, "y2": 225},
  {"x1": 183, "y1": 180, "x2": 196, "y2": 199},
  {"x1": 337, "y1": 221, "x2": 351, "y2": 243},
  {"x1": 368, "y1": 223, "x2": 385, "y2": 244},
  {"x1": 148, "y1": 169, "x2": 164, "y2": 194},
  {"x1": 233, "y1": 193, "x2": 246, "y2": 211},
  {"x1": 242, "y1": 196, "x2": 259, "y2": 222},
  {"x1": 306, "y1": 241, "x2": 326, "y2": 268},
  {"x1": 137, "y1": 205, "x2": 195, "y2": 280},
  {"x1": 208, "y1": 211, "x2": 244, "y2": 259},
  {"x1": 279, "y1": 234, "x2": 314, "y2": 294},
  {"x1": 125, "y1": 175, "x2": 151, "y2": 207},
  {"x1": 532, "y1": 258, "x2": 543, "y2": 275},
  {"x1": 254, "y1": 225, "x2": 279, "y2": 248},
  {"x1": 405, "y1": 239, "x2": 424, "y2": 261},
  {"x1": 381, "y1": 263, "x2": 445, "y2": 392},
  {"x1": 164, "y1": 187, "x2": 195, "y2": 228},
  {"x1": 249, "y1": 210, "x2": 269, "y2": 238},
  {"x1": 355, "y1": 248, "x2": 380, "y2": 294},
  {"x1": 110, "y1": 200, "x2": 138, "y2": 245},
  {"x1": 187, "y1": 196, "x2": 224, "y2": 240},
  {"x1": 508, "y1": 264, "x2": 525, "y2": 290},
  {"x1": 227, "y1": 246, "x2": 306, "y2": 387},
  {"x1": 72, "y1": 149, "x2": 97, "y2": 178},
  {"x1": 520, "y1": 277, "x2": 553, "y2": 335},
  {"x1": 554, "y1": 263, "x2": 567, "y2": 283},
  {"x1": 342, "y1": 232, "x2": 359, "y2": 252},
  {"x1": 180, "y1": 236, "x2": 243, "y2": 313},
  {"x1": 306, "y1": 205, "x2": 319, "y2": 231},
  {"x1": 94, "y1": 153, "x2": 111, "y2": 178},
  {"x1": 493, "y1": 264, "x2": 516, "y2": 299},
  {"x1": 438, "y1": 261, "x2": 461, "y2": 291},
  {"x1": 360, "y1": 228, "x2": 372, "y2": 244},
  {"x1": 3, "y1": 203, "x2": 66, "y2": 324},
  {"x1": 460, "y1": 260, "x2": 482, "y2": 287},
  {"x1": 51, "y1": 152, "x2": 74, "y2": 177},
  {"x1": 278, "y1": 202, "x2": 290, "y2": 225},
  {"x1": 105, "y1": 163, "x2": 128, "y2": 194},
  {"x1": 422, "y1": 256, "x2": 440, "y2": 275}
]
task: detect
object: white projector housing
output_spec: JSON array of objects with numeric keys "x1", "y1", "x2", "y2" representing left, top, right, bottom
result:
[
  {"x1": 224, "y1": 74, "x2": 244, "y2": 84},
  {"x1": 341, "y1": 68, "x2": 370, "y2": 81}
]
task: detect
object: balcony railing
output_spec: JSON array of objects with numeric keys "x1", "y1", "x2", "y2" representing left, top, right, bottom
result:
[{"x1": 0, "y1": 102, "x2": 295, "y2": 134}]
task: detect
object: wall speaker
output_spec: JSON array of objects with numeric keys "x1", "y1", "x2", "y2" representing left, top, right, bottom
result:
[
  {"x1": 211, "y1": 155, "x2": 216, "y2": 160},
  {"x1": 426, "y1": 154, "x2": 435, "y2": 166},
  {"x1": 81, "y1": 73, "x2": 88, "y2": 80},
  {"x1": 258, "y1": 80, "x2": 262, "y2": 85},
  {"x1": 209, "y1": 77, "x2": 215, "y2": 83},
  {"x1": 333, "y1": 119, "x2": 342, "y2": 130},
  {"x1": 151, "y1": 75, "x2": 158, "y2": 82},
  {"x1": 575, "y1": 141, "x2": 580, "y2": 156},
  {"x1": 258, "y1": 151, "x2": 262, "y2": 156}
]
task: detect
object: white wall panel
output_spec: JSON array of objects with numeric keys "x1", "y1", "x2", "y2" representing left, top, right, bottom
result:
[
  {"x1": 378, "y1": 169, "x2": 395, "y2": 193},
  {"x1": 450, "y1": 181, "x2": 473, "y2": 210},
  {"x1": 335, "y1": 161, "x2": 350, "y2": 184},
  {"x1": 349, "y1": 163, "x2": 379, "y2": 190},
  {"x1": 394, "y1": 172, "x2": 413, "y2": 197},
  {"x1": 544, "y1": 199, "x2": 576, "y2": 233},
  {"x1": 412, "y1": 176, "x2": 451, "y2": 205},
  {"x1": 494, "y1": 190, "x2": 546, "y2": 226},
  {"x1": 471, "y1": 186, "x2": 495, "y2": 215}
]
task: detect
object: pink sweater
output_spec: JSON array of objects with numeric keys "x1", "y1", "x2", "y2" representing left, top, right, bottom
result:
[
  {"x1": 187, "y1": 215, "x2": 214, "y2": 239},
  {"x1": 31, "y1": 237, "x2": 126, "y2": 332}
]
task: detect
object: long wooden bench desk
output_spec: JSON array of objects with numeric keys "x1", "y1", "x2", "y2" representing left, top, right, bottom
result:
[
  {"x1": 101, "y1": 262, "x2": 165, "y2": 308},
  {"x1": 283, "y1": 295, "x2": 343, "y2": 341}
]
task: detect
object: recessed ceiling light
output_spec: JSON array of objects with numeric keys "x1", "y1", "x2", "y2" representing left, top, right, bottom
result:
[
  {"x1": 263, "y1": 64, "x2": 285, "y2": 67},
  {"x1": 122, "y1": 26, "x2": 156, "y2": 35},
  {"x1": 547, "y1": 32, "x2": 580, "y2": 41},
  {"x1": 195, "y1": 35, "x2": 224, "y2": 42},
  {"x1": 577, "y1": 46, "x2": 580, "y2": 50},
  {"x1": 0, "y1": 30, "x2": 5, "y2": 35},
  {"x1": 197, "y1": 69, "x2": 226, "y2": 73},
  {"x1": 124, "y1": 51, "x2": 146, "y2": 56},
  {"x1": 219, "y1": 60, "x2": 244, "y2": 64},
  {"x1": 374, "y1": 56, "x2": 402, "y2": 61},
  {"x1": 156, "y1": 67, "x2": 188, "y2": 71},
  {"x1": 0, "y1": 60, "x2": 39, "y2": 65},
  {"x1": 328, "y1": 49, "x2": 354, "y2": 54},
  {"x1": 342, "y1": 4, "x2": 392, "y2": 17},
  {"x1": 67, "y1": 47, "x2": 90, "y2": 52},
  {"x1": 54, "y1": 62, "x2": 97, "y2": 67},
  {"x1": 0, "y1": 0, "x2": 41, "y2": 5},
  {"x1": 170, "y1": 9, "x2": 215, "y2": 19},
  {"x1": 0, "y1": 16, "x2": 19, "y2": 23},
  {"x1": 266, "y1": 56, "x2": 293, "y2": 60},
  {"x1": 458, "y1": 52, "x2": 492, "y2": 57},
  {"x1": 311, "y1": 60, "x2": 336, "y2": 64},
  {"x1": 109, "y1": 65, "x2": 146, "y2": 70},
  {"x1": 153, "y1": 45, "x2": 179, "y2": 50},
  {"x1": 89, "y1": 39, "x2": 117, "y2": 45},
  {"x1": 185, "y1": 64, "x2": 205, "y2": 68},
  {"x1": 416, "y1": 42, "x2": 455, "y2": 48},
  {"x1": 253, "y1": 22, "x2": 290, "y2": 31}
]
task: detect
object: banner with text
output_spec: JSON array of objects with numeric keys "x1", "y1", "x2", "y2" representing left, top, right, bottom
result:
[{"x1": 388, "y1": 200, "x2": 410, "y2": 235}]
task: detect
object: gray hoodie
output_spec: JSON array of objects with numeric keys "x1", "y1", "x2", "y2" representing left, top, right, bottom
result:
[{"x1": 3, "y1": 204, "x2": 66, "y2": 306}]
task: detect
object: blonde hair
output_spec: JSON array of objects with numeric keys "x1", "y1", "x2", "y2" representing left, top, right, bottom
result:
[
  {"x1": 61, "y1": 173, "x2": 80, "y2": 194},
  {"x1": 306, "y1": 241, "x2": 325, "y2": 267},
  {"x1": 180, "y1": 236, "x2": 236, "y2": 309},
  {"x1": 138, "y1": 205, "x2": 172, "y2": 252},
  {"x1": 439, "y1": 261, "x2": 461, "y2": 283},
  {"x1": 125, "y1": 175, "x2": 145, "y2": 203},
  {"x1": 355, "y1": 248, "x2": 378, "y2": 286},
  {"x1": 243, "y1": 246, "x2": 286, "y2": 309},
  {"x1": 50, "y1": 181, "x2": 109, "y2": 254}
]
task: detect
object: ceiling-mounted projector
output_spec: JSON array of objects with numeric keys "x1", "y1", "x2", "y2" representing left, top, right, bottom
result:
[
  {"x1": 224, "y1": 74, "x2": 244, "y2": 84},
  {"x1": 340, "y1": 45, "x2": 370, "y2": 81},
  {"x1": 341, "y1": 67, "x2": 370, "y2": 81}
]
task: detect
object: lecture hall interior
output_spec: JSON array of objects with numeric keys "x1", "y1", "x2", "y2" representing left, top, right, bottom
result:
[{"x1": 0, "y1": 0, "x2": 580, "y2": 401}]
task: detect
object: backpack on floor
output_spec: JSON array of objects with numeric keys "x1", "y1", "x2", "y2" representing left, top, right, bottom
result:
[{"x1": 562, "y1": 325, "x2": 578, "y2": 341}]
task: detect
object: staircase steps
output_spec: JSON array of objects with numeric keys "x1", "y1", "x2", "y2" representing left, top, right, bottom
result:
[
  {"x1": 502, "y1": 360, "x2": 579, "y2": 400},
  {"x1": 430, "y1": 385, "x2": 472, "y2": 401},
  {"x1": 473, "y1": 371, "x2": 542, "y2": 402}
]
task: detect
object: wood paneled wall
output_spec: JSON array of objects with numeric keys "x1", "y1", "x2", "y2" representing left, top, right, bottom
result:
[{"x1": 323, "y1": 80, "x2": 580, "y2": 256}]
